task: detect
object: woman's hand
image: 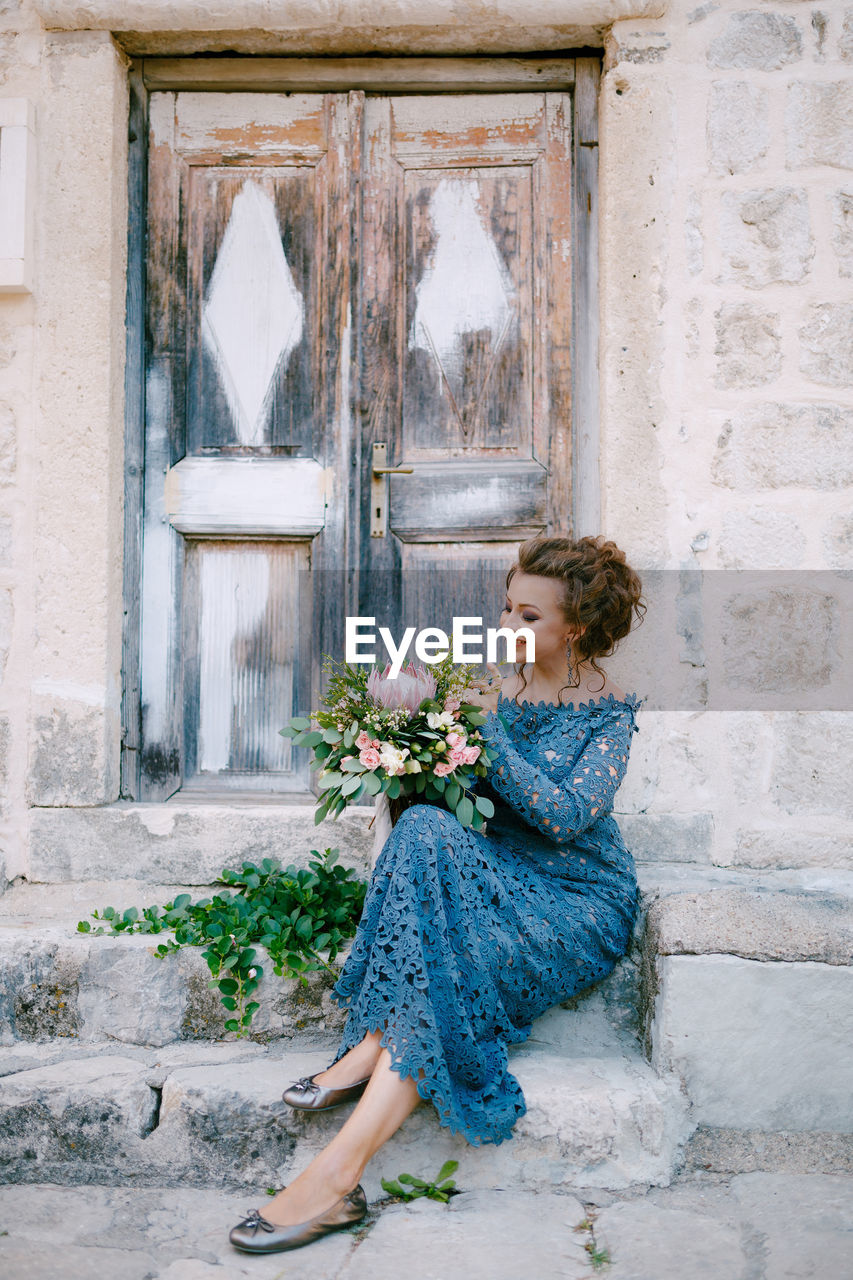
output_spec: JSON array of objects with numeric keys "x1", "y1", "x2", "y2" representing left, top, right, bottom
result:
[{"x1": 460, "y1": 662, "x2": 503, "y2": 714}]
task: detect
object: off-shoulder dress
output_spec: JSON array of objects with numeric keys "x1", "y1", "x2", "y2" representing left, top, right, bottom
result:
[{"x1": 328, "y1": 690, "x2": 646, "y2": 1145}]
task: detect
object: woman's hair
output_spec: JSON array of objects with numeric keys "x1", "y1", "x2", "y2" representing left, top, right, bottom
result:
[{"x1": 505, "y1": 534, "x2": 646, "y2": 706}]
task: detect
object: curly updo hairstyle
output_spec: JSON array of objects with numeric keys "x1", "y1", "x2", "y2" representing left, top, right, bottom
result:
[{"x1": 505, "y1": 534, "x2": 646, "y2": 706}]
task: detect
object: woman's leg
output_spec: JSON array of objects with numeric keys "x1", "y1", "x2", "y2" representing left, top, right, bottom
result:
[
  {"x1": 311, "y1": 1028, "x2": 383, "y2": 1087},
  {"x1": 263, "y1": 1046, "x2": 424, "y2": 1226}
]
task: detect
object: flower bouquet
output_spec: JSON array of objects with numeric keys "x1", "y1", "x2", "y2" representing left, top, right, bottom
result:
[{"x1": 279, "y1": 652, "x2": 499, "y2": 832}]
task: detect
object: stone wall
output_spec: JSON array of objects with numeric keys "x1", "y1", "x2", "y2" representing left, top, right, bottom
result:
[
  {"x1": 0, "y1": 0, "x2": 850, "y2": 879},
  {"x1": 600, "y1": 0, "x2": 852, "y2": 870},
  {"x1": 0, "y1": 4, "x2": 129, "y2": 881}
]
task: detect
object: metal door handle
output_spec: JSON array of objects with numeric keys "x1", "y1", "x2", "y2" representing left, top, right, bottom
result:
[{"x1": 371, "y1": 441, "x2": 413, "y2": 537}]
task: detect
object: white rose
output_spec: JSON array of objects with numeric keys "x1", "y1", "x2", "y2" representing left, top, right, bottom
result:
[
  {"x1": 378, "y1": 743, "x2": 410, "y2": 775},
  {"x1": 427, "y1": 710, "x2": 456, "y2": 729}
]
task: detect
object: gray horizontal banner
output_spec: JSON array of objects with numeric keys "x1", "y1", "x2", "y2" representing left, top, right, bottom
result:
[{"x1": 299, "y1": 569, "x2": 853, "y2": 712}]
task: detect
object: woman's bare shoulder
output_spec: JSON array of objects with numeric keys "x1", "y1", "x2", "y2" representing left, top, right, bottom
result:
[
  {"x1": 499, "y1": 671, "x2": 626, "y2": 705},
  {"x1": 595, "y1": 679, "x2": 626, "y2": 703}
]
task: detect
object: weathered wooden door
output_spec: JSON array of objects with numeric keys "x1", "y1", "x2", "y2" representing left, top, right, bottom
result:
[
  {"x1": 137, "y1": 82, "x2": 577, "y2": 800},
  {"x1": 357, "y1": 93, "x2": 572, "y2": 639}
]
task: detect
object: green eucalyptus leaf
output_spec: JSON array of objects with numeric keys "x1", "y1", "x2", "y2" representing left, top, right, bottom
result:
[
  {"x1": 317, "y1": 772, "x2": 345, "y2": 791},
  {"x1": 456, "y1": 796, "x2": 474, "y2": 827}
]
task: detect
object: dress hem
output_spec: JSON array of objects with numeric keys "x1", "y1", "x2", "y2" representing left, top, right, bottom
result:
[{"x1": 327, "y1": 993, "x2": 527, "y2": 1148}]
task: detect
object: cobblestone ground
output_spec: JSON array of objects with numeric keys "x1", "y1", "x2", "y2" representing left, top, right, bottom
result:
[{"x1": 1, "y1": 1169, "x2": 852, "y2": 1280}]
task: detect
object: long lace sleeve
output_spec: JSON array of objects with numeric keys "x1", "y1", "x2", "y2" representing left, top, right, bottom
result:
[{"x1": 477, "y1": 707, "x2": 638, "y2": 845}]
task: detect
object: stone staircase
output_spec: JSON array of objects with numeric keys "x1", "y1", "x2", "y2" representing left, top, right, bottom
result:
[{"x1": 2, "y1": 803, "x2": 852, "y2": 1203}]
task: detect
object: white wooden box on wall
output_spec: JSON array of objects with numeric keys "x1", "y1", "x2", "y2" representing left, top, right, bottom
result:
[{"x1": 0, "y1": 98, "x2": 36, "y2": 294}]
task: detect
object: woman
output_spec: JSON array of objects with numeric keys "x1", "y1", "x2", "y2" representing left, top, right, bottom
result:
[{"x1": 229, "y1": 534, "x2": 646, "y2": 1254}]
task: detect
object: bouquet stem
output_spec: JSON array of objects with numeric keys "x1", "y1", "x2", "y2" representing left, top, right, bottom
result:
[{"x1": 388, "y1": 794, "x2": 418, "y2": 826}]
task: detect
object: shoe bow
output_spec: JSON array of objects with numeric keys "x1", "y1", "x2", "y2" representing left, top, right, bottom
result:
[
  {"x1": 290, "y1": 1075, "x2": 321, "y2": 1094},
  {"x1": 239, "y1": 1209, "x2": 276, "y2": 1235}
]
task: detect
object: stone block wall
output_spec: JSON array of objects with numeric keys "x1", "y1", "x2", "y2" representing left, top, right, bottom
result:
[
  {"x1": 601, "y1": 0, "x2": 853, "y2": 871},
  {"x1": 0, "y1": 3, "x2": 129, "y2": 881}
]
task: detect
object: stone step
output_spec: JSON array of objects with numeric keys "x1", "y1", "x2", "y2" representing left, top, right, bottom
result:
[
  {"x1": 0, "y1": 874, "x2": 645, "y2": 1049},
  {"x1": 638, "y1": 863, "x2": 853, "y2": 1144},
  {"x1": 3, "y1": 864, "x2": 851, "y2": 1054},
  {"x1": 4, "y1": 1172, "x2": 853, "y2": 1280},
  {"x1": 0, "y1": 1182, "x2": 595, "y2": 1280},
  {"x1": 3, "y1": 864, "x2": 853, "y2": 1183},
  {"x1": 0, "y1": 879, "x2": 353, "y2": 1045},
  {"x1": 0, "y1": 1034, "x2": 693, "y2": 1194},
  {"x1": 26, "y1": 803, "x2": 376, "y2": 886}
]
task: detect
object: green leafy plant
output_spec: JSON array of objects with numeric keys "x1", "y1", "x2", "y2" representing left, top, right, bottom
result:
[
  {"x1": 585, "y1": 1242, "x2": 611, "y2": 1270},
  {"x1": 77, "y1": 848, "x2": 366, "y2": 1035},
  {"x1": 574, "y1": 1213, "x2": 611, "y2": 1270},
  {"x1": 380, "y1": 1159, "x2": 460, "y2": 1203}
]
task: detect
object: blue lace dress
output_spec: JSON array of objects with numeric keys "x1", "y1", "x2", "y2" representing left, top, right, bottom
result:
[{"x1": 329, "y1": 690, "x2": 646, "y2": 1146}]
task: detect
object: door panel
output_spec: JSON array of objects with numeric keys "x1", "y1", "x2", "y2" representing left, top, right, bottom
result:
[
  {"x1": 404, "y1": 164, "x2": 533, "y2": 450},
  {"x1": 187, "y1": 166, "x2": 317, "y2": 452},
  {"x1": 141, "y1": 90, "x2": 357, "y2": 799},
  {"x1": 182, "y1": 540, "x2": 312, "y2": 791},
  {"x1": 358, "y1": 93, "x2": 573, "y2": 641}
]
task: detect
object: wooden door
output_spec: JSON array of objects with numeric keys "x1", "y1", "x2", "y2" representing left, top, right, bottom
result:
[
  {"x1": 140, "y1": 91, "x2": 359, "y2": 799},
  {"x1": 357, "y1": 93, "x2": 572, "y2": 638},
  {"x1": 137, "y1": 84, "x2": 576, "y2": 800}
]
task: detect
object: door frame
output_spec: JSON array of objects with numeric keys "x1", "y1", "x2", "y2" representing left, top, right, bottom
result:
[{"x1": 120, "y1": 53, "x2": 601, "y2": 801}]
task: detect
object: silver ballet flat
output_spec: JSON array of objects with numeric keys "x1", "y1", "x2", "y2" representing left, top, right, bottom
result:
[
  {"x1": 229, "y1": 1185, "x2": 368, "y2": 1253},
  {"x1": 282, "y1": 1070, "x2": 372, "y2": 1111}
]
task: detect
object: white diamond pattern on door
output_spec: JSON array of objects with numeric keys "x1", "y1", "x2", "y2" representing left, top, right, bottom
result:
[
  {"x1": 201, "y1": 179, "x2": 305, "y2": 447},
  {"x1": 409, "y1": 175, "x2": 519, "y2": 437}
]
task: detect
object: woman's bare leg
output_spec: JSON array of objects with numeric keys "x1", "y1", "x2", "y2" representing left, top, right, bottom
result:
[
  {"x1": 264, "y1": 1046, "x2": 424, "y2": 1227},
  {"x1": 311, "y1": 1029, "x2": 383, "y2": 1087}
]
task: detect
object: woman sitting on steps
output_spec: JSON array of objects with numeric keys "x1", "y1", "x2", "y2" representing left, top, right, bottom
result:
[{"x1": 229, "y1": 533, "x2": 647, "y2": 1255}]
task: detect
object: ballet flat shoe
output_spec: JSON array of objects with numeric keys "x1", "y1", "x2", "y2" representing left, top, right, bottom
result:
[
  {"x1": 282, "y1": 1070, "x2": 372, "y2": 1111},
  {"x1": 229, "y1": 1185, "x2": 367, "y2": 1254}
]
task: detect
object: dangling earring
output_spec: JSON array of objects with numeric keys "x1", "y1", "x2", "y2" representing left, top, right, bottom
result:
[{"x1": 566, "y1": 634, "x2": 577, "y2": 684}]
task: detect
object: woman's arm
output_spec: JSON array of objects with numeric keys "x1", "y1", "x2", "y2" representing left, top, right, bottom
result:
[{"x1": 476, "y1": 708, "x2": 639, "y2": 845}]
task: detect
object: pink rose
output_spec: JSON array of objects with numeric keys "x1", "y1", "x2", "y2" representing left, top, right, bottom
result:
[
  {"x1": 355, "y1": 730, "x2": 372, "y2": 749},
  {"x1": 446, "y1": 731, "x2": 466, "y2": 749},
  {"x1": 462, "y1": 745, "x2": 481, "y2": 764},
  {"x1": 359, "y1": 747, "x2": 381, "y2": 768},
  {"x1": 448, "y1": 746, "x2": 468, "y2": 767},
  {"x1": 434, "y1": 760, "x2": 455, "y2": 777}
]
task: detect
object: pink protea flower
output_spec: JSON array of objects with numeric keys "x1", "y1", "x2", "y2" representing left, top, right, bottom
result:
[
  {"x1": 367, "y1": 661, "x2": 437, "y2": 715},
  {"x1": 434, "y1": 760, "x2": 456, "y2": 777}
]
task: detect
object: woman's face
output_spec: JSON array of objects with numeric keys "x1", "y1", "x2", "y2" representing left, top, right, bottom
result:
[{"x1": 499, "y1": 572, "x2": 577, "y2": 665}]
